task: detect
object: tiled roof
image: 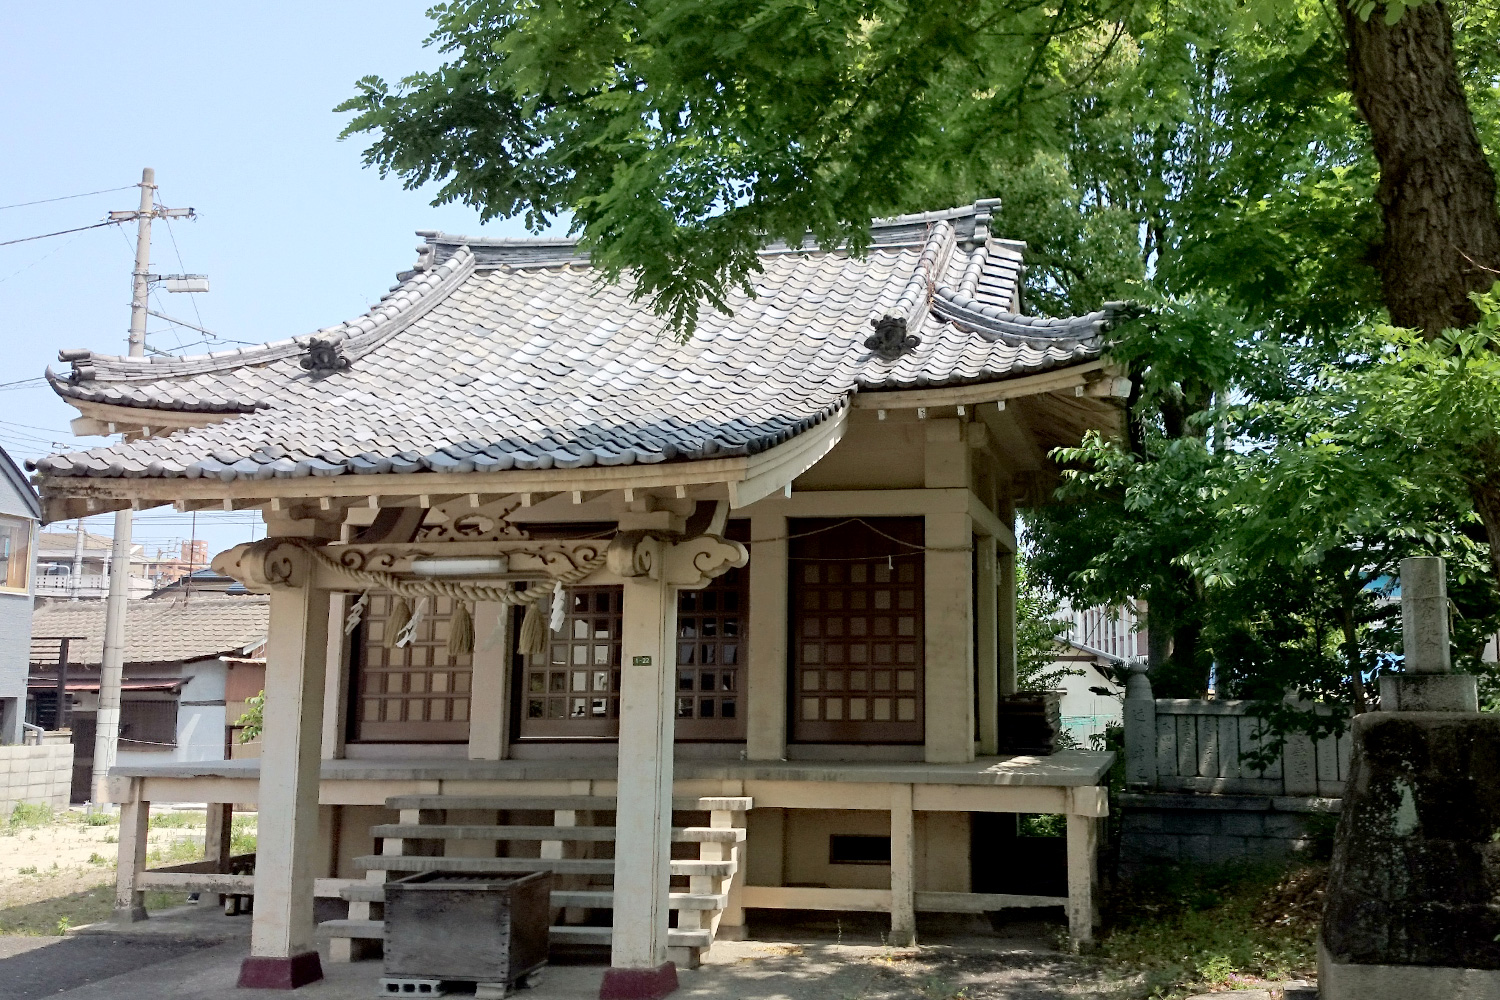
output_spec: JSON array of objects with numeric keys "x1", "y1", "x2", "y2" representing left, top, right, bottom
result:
[
  {"x1": 30, "y1": 595, "x2": 269, "y2": 666},
  {"x1": 34, "y1": 201, "x2": 1127, "y2": 483}
]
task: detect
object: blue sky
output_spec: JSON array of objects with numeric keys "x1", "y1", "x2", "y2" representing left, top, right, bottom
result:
[{"x1": 0, "y1": 3, "x2": 542, "y2": 557}]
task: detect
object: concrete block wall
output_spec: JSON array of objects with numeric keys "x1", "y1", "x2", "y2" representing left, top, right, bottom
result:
[
  {"x1": 1118, "y1": 791, "x2": 1339, "y2": 874},
  {"x1": 0, "y1": 743, "x2": 75, "y2": 817}
]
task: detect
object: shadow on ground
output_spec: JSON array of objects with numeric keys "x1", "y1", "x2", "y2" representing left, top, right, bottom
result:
[
  {"x1": 0, "y1": 906, "x2": 1111, "y2": 1000},
  {"x1": 0, "y1": 935, "x2": 209, "y2": 1000}
]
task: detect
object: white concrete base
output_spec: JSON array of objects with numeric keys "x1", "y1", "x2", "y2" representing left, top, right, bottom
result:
[{"x1": 1321, "y1": 940, "x2": 1500, "y2": 999}]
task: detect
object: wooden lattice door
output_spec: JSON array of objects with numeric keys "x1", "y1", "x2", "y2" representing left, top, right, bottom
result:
[
  {"x1": 518, "y1": 585, "x2": 624, "y2": 739},
  {"x1": 790, "y1": 518, "x2": 925, "y2": 743},
  {"x1": 351, "y1": 592, "x2": 473, "y2": 742},
  {"x1": 674, "y1": 520, "x2": 749, "y2": 740}
]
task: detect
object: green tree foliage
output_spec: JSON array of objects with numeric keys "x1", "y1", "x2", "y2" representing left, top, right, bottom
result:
[
  {"x1": 1014, "y1": 554, "x2": 1078, "y2": 692},
  {"x1": 342, "y1": 1, "x2": 1500, "y2": 731},
  {"x1": 236, "y1": 691, "x2": 264, "y2": 744}
]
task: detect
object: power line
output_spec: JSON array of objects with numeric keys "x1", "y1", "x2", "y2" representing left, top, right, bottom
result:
[
  {"x1": 0, "y1": 228, "x2": 90, "y2": 286},
  {"x1": 0, "y1": 219, "x2": 121, "y2": 248},
  {"x1": 0, "y1": 185, "x2": 135, "y2": 212},
  {"x1": 158, "y1": 200, "x2": 207, "y2": 336}
]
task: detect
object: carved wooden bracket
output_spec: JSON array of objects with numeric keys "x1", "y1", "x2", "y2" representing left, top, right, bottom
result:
[
  {"x1": 606, "y1": 530, "x2": 747, "y2": 589},
  {"x1": 211, "y1": 538, "x2": 313, "y2": 593}
]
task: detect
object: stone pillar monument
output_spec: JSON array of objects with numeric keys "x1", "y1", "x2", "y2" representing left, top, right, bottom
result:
[
  {"x1": 1377, "y1": 556, "x2": 1478, "y2": 711},
  {"x1": 1122, "y1": 660, "x2": 1156, "y2": 789},
  {"x1": 1319, "y1": 556, "x2": 1500, "y2": 998}
]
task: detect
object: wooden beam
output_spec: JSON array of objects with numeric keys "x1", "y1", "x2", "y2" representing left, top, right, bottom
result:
[{"x1": 852, "y1": 361, "x2": 1107, "y2": 410}]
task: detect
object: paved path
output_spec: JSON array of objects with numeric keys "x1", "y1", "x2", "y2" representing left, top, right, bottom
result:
[
  {"x1": 0, "y1": 908, "x2": 1115, "y2": 1000},
  {"x1": 0, "y1": 934, "x2": 211, "y2": 999}
]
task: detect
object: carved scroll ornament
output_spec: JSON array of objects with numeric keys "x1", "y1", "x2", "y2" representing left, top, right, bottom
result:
[
  {"x1": 211, "y1": 538, "x2": 311, "y2": 592},
  {"x1": 605, "y1": 530, "x2": 748, "y2": 588}
]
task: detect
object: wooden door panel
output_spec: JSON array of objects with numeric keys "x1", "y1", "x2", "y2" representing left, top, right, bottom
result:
[
  {"x1": 790, "y1": 518, "x2": 924, "y2": 744},
  {"x1": 352, "y1": 592, "x2": 473, "y2": 742}
]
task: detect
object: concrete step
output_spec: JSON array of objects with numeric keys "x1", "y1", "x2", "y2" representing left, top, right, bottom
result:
[
  {"x1": 547, "y1": 925, "x2": 713, "y2": 949},
  {"x1": 319, "y1": 918, "x2": 383, "y2": 939},
  {"x1": 386, "y1": 795, "x2": 618, "y2": 812},
  {"x1": 551, "y1": 890, "x2": 728, "y2": 911},
  {"x1": 353, "y1": 856, "x2": 735, "y2": 878},
  {"x1": 319, "y1": 919, "x2": 715, "y2": 951},
  {"x1": 338, "y1": 884, "x2": 726, "y2": 911},
  {"x1": 340, "y1": 882, "x2": 388, "y2": 903},
  {"x1": 370, "y1": 824, "x2": 744, "y2": 843},
  {"x1": 383, "y1": 795, "x2": 752, "y2": 813},
  {"x1": 356, "y1": 856, "x2": 615, "y2": 876}
]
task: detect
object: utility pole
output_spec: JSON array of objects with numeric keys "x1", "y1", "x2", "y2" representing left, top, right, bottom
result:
[
  {"x1": 70, "y1": 519, "x2": 85, "y2": 600},
  {"x1": 91, "y1": 168, "x2": 194, "y2": 804}
]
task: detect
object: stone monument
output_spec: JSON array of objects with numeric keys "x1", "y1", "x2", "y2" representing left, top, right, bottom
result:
[{"x1": 1319, "y1": 556, "x2": 1500, "y2": 999}]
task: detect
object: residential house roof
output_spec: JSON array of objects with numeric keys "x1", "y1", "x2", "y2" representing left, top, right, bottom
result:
[
  {"x1": 30, "y1": 595, "x2": 268, "y2": 666},
  {"x1": 0, "y1": 446, "x2": 41, "y2": 519},
  {"x1": 36, "y1": 529, "x2": 145, "y2": 558},
  {"x1": 32, "y1": 200, "x2": 1128, "y2": 485}
]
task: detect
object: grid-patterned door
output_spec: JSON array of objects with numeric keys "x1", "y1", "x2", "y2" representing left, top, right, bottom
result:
[
  {"x1": 790, "y1": 518, "x2": 924, "y2": 743},
  {"x1": 352, "y1": 592, "x2": 473, "y2": 742},
  {"x1": 675, "y1": 520, "x2": 749, "y2": 741},
  {"x1": 518, "y1": 586, "x2": 623, "y2": 739}
]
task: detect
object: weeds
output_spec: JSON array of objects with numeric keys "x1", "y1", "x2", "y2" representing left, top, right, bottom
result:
[
  {"x1": 147, "y1": 837, "x2": 205, "y2": 867},
  {"x1": 0, "y1": 886, "x2": 183, "y2": 935},
  {"x1": 1098, "y1": 861, "x2": 1322, "y2": 998},
  {"x1": 7, "y1": 803, "x2": 54, "y2": 829},
  {"x1": 148, "y1": 810, "x2": 206, "y2": 829},
  {"x1": 77, "y1": 810, "x2": 116, "y2": 827},
  {"x1": 230, "y1": 815, "x2": 257, "y2": 856},
  {"x1": 17, "y1": 866, "x2": 38, "y2": 875}
]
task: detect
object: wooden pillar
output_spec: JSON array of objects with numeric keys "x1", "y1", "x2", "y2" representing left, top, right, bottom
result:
[
  {"x1": 198, "y1": 802, "x2": 234, "y2": 907},
  {"x1": 320, "y1": 594, "x2": 348, "y2": 761},
  {"x1": 889, "y1": 783, "x2": 916, "y2": 947},
  {"x1": 468, "y1": 601, "x2": 510, "y2": 760},
  {"x1": 746, "y1": 512, "x2": 788, "y2": 761},
  {"x1": 113, "y1": 778, "x2": 149, "y2": 922},
  {"x1": 924, "y1": 511, "x2": 975, "y2": 763},
  {"x1": 998, "y1": 549, "x2": 1017, "y2": 697},
  {"x1": 239, "y1": 546, "x2": 331, "y2": 990},
  {"x1": 604, "y1": 572, "x2": 680, "y2": 998},
  {"x1": 975, "y1": 534, "x2": 999, "y2": 756},
  {"x1": 1065, "y1": 786, "x2": 1105, "y2": 946}
]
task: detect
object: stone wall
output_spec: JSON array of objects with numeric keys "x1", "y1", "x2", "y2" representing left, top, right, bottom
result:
[
  {"x1": 1118, "y1": 791, "x2": 1339, "y2": 873},
  {"x1": 0, "y1": 741, "x2": 75, "y2": 817}
]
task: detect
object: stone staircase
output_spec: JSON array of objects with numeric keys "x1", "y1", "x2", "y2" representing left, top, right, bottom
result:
[{"x1": 321, "y1": 794, "x2": 750, "y2": 969}]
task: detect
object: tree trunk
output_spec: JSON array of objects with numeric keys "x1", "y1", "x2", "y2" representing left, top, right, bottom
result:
[
  {"x1": 1471, "y1": 480, "x2": 1500, "y2": 583},
  {"x1": 1339, "y1": 0, "x2": 1500, "y2": 336},
  {"x1": 1172, "y1": 618, "x2": 1203, "y2": 692},
  {"x1": 1340, "y1": 597, "x2": 1368, "y2": 714}
]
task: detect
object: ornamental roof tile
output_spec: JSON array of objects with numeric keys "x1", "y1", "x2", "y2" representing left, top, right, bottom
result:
[{"x1": 35, "y1": 201, "x2": 1127, "y2": 483}]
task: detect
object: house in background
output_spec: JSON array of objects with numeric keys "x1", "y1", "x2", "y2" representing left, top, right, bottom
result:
[
  {"x1": 28, "y1": 595, "x2": 268, "y2": 800},
  {"x1": 0, "y1": 446, "x2": 40, "y2": 744},
  {"x1": 1049, "y1": 600, "x2": 1142, "y2": 745},
  {"x1": 33, "y1": 525, "x2": 154, "y2": 600}
]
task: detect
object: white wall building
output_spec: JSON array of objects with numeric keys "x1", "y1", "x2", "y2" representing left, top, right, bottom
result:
[
  {"x1": 0, "y1": 446, "x2": 40, "y2": 744},
  {"x1": 1049, "y1": 599, "x2": 1145, "y2": 745}
]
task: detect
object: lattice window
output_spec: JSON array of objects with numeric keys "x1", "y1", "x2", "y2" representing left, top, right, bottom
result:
[
  {"x1": 519, "y1": 586, "x2": 623, "y2": 739},
  {"x1": 790, "y1": 518, "x2": 924, "y2": 743},
  {"x1": 353, "y1": 592, "x2": 473, "y2": 742},
  {"x1": 675, "y1": 520, "x2": 749, "y2": 740}
]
